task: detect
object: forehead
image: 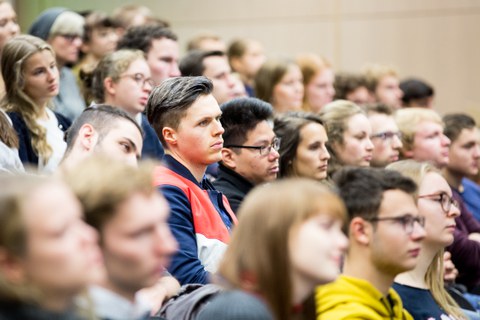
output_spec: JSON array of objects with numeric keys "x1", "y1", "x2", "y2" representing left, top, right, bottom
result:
[
  {"x1": 203, "y1": 55, "x2": 229, "y2": 72},
  {"x1": 346, "y1": 113, "x2": 371, "y2": 131},
  {"x1": 378, "y1": 189, "x2": 417, "y2": 218},
  {"x1": 182, "y1": 94, "x2": 221, "y2": 120},
  {"x1": 419, "y1": 171, "x2": 450, "y2": 194},
  {"x1": 282, "y1": 64, "x2": 302, "y2": 79},
  {"x1": 244, "y1": 120, "x2": 275, "y2": 142},
  {"x1": 368, "y1": 113, "x2": 398, "y2": 132},
  {"x1": 104, "y1": 119, "x2": 142, "y2": 142},
  {"x1": 414, "y1": 120, "x2": 443, "y2": 136},
  {"x1": 148, "y1": 37, "x2": 178, "y2": 56},
  {"x1": 300, "y1": 122, "x2": 327, "y2": 140},
  {"x1": 379, "y1": 75, "x2": 399, "y2": 86},
  {"x1": 24, "y1": 50, "x2": 54, "y2": 67},
  {"x1": 124, "y1": 58, "x2": 150, "y2": 74},
  {"x1": 454, "y1": 127, "x2": 478, "y2": 143},
  {"x1": 0, "y1": 2, "x2": 15, "y2": 17}
]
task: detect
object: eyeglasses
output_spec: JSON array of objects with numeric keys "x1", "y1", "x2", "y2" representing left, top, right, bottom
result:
[
  {"x1": 58, "y1": 33, "x2": 82, "y2": 43},
  {"x1": 370, "y1": 131, "x2": 402, "y2": 141},
  {"x1": 119, "y1": 73, "x2": 155, "y2": 88},
  {"x1": 366, "y1": 214, "x2": 425, "y2": 235},
  {"x1": 418, "y1": 192, "x2": 459, "y2": 214},
  {"x1": 225, "y1": 137, "x2": 281, "y2": 156}
]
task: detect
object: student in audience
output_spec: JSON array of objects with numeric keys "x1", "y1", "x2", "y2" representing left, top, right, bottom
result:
[
  {"x1": 1, "y1": 35, "x2": 70, "y2": 173},
  {"x1": 214, "y1": 97, "x2": 278, "y2": 213},
  {"x1": 88, "y1": 49, "x2": 164, "y2": 160},
  {"x1": 203, "y1": 178, "x2": 347, "y2": 320},
  {"x1": 112, "y1": 4, "x2": 167, "y2": 36},
  {"x1": 334, "y1": 72, "x2": 371, "y2": 106},
  {"x1": 296, "y1": 53, "x2": 335, "y2": 113},
  {"x1": 60, "y1": 105, "x2": 143, "y2": 171},
  {"x1": 0, "y1": 174, "x2": 102, "y2": 319},
  {"x1": 274, "y1": 112, "x2": 330, "y2": 181},
  {"x1": 363, "y1": 63, "x2": 403, "y2": 110},
  {"x1": 388, "y1": 160, "x2": 466, "y2": 320},
  {"x1": 317, "y1": 167, "x2": 426, "y2": 319},
  {"x1": 187, "y1": 32, "x2": 227, "y2": 53},
  {"x1": 146, "y1": 76, "x2": 237, "y2": 285},
  {"x1": 117, "y1": 25, "x2": 180, "y2": 85},
  {"x1": 180, "y1": 50, "x2": 236, "y2": 105},
  {"x1": 319, "y1": 100, "x2": 374, "y2": 177},
  {"x1": 395, "y1": 107, "x2": 451, "y2": 169},
  {"x1": 29, "y1": 7, "x2": 86, "y2": 121},
  {"x1": 255, "y1": 58, "x2": 304, "y2": 113},
  {"x1": 227, "y1": 38, "x2": 266, "y2": 96},
  {"x1": 74, "y1": 11, "x2": 119, "y2": 103},
  {"x1": 400, "y1": 78, "x2": 435, "y2": 109},
  {"x1": 0, "y1": 109, "x2": 23, "y2": 173},
  {"x1": 365, "y1": 103, "x2": 403, "y2": 168},
  {"x1": 65, "y1": 157, "x2": 179, "y2": 320},
  {"x1": 0, "y1": 0, "x2": 20, "y2": 96}
]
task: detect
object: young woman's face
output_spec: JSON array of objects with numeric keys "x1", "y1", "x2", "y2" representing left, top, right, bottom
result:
[
  {"x1": 289, "y1": 214, "x2": 347, "y2": 288},
  {"x1": 292, "y1": 122, "x2": 330, "y2": 180},
  {"x1": 0, "y1": 2, "x2": 20, "y2": 51},
  {"x1": 417, "y1": 172, "x2": 460, "y2": 248},
  {"x1": 305, "y1": 68, "x2": 335, "y2": 113},
  {"x1": 83, "y1": 27, "x2": 119, "y2": 60},
  {"x1": 20, "y1": 181, "x2": 103, "y2": 297},
  {"x1": 333, "y1": 113, "x2": 374, "y2": 167},
  {"x1": 272, "y1": 64, "x2": 304, "y2": 113},
  {"x1": 22, "y1": 50, "x2": 59, "y2": 106}
]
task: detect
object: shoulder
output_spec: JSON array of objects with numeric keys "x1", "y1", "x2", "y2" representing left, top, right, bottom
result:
[{"x1": 52, "y1": 111, "x2": 72, "y2": 131}]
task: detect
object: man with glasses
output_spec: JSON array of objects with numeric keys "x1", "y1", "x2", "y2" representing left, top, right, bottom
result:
[
  {"x1": 317, "y1": 167, "x2": 425, "y2": 319},
  {"x1": 29, "y1": 7, "x2": 86, "y2": 122},
  {"x1": 146, "y1": 76, "x2": 237, "y2": 285},
  {"x1": 213, "y1": 97, "x2": 279, "y2": 213},
  {"x1": 442, "y1": 113, "x2": 480, "y2": 292},
  {"x1": 365, "y1": 103, "x2": 403, "y2": 168}
]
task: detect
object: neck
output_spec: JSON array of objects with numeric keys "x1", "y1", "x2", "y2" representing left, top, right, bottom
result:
[
  {"x1": 395, "y1": 244, "x2": 437, "y2": 289},
  {"x1": 291, "y1": 273, "x2": 314, "y2": 306},
  {"x1": 342, "y1": 253, "x2": 395, "y2": 296},
  {"x1": 103, "y1": 97, "x2": 139, "y2": 118},
  {"x1": 442, "y1": 168, "x2": 462, "y2": 189},
  {"x1": 39, "y1": 291, "x2": 73, "y2": 313},
  {"x1": 100, "y1": 279, "x2": 136, "y2": 303},
  {"x1": 167, "y1": 151, "x2": 206, "y2": 182}
]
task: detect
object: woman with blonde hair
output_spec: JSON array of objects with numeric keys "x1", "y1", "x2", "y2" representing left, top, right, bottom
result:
[
  {"x1": 199, "y1": 178, "x2": 348, "y2": 320},
  {"x1": 0, "y1": 174, "x2": 103, "y2": 319},
  {"x1": 1, "y1": 35, "x2": 70, "y2": 173},
  {"x1": 296, "y1": 53, "x2": 334, "y2": 113},
  {"x1": 319, "y1": 99, "x2": 374, "y2": 177},
  {"x1": 387, "y1": 160, "x2": 467, "y2": 319}
]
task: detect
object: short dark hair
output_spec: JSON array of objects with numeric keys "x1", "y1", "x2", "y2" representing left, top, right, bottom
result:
[
  {"x1": 179, "y1": 50, "x2": 225, "y2": 76},
  {"x1": 274, "y1": 112, "x2": 324, "y2": 178},
  {"x1": 65, "y1": 104, "x2": 143, "y2": 155},
  {"x1": 443, "y1": 113, "x2": 476, "y2": 142},
  {"x1": 116, "y1": 25, "x2": 177, "y2": 53},
  {"x1": 334, "y1": 72, "x2": 368, "y2": 100},
  {"x1": 400, "y1": 78, "x2": 434, "y2": 107},
  {"x1": 146, "y1": 76, "x2": 213, "y2": 148},
  {"x1": 364, "y1": 103, "x2": 393, "y2": 116},
  {"x1": 220, "y1": 97, "x2": 274, "y2": 147},
  {"x1": 334, "y1": 167, "x2": 417, "y2": 221}
]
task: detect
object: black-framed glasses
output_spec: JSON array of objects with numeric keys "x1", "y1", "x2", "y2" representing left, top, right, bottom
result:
[
  {"x1": 418, "y1": 192, "x2": 459, "y2": 214},
  {"x1": 119, "y1": 73, "x2": 155, "y2": 88},
  {"x1": 366, "y1": 215, "x2": 425, "y2": 235},
  {"x1": 370, "y1": 131, "x2": 402, "y2": 141},
  {"x1": 225, "y1": 137, "x2": 281, "y2": 156}
]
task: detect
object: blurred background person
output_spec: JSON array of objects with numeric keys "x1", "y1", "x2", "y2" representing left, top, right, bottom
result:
[
  {"x1": 363, "y1": 63, "x2": 403, "y2": 110},
  {"x1": 400, "y1": 78, "x2": 435, "y2": 109},
  {"x1": 187, "y1": 32, "x2": 227, "y2": 53},
  {"x1": 0, "y1": 0, "x2": 20, "y2": 96},
  {"x1": 255, "y1": 58, "x2": 304, "y2": 113},
  {"x1": 333, "y1": 72, "x2": 371, "y2": 106}
]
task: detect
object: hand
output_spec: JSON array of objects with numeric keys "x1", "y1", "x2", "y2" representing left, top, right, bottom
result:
[
  {"x1": 136, "y1": 275, "x2": 181, "y2": 315},
  {"x1": 443, "y1": 251, "x2": 458, "y2": 284},
  {"x1": 468, "y1": 232, "x2": 480, "y2": 243}
]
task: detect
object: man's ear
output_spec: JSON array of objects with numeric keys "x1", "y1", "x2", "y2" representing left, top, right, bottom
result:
[
  {"x1": 221, "y1": 148, "x2": 237, "y2": 169},
  {"x1": 349, "y1": 217, "x2": 371, "y2": 246},
  {"x1": 162, "y1": 127, "x2": 177, "y2": 147},
  {"x1": 78, "y1": 124, "x2": 98, "y2": 151},
  {"x1": 103, "y1": 77, "x2": 116, "y2": 96},
  {"x1": 0, "y1": 248, "x2": 25, "y2": 284}
]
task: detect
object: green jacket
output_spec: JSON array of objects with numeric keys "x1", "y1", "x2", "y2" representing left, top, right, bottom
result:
[{"x1": 316, "y1": 275, "x2": 413, "y2": 320}]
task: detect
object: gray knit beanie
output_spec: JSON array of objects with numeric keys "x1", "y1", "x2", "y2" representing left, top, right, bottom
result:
[{"x1": 28, "y1": 7, "x2": 66, "y2": 40}]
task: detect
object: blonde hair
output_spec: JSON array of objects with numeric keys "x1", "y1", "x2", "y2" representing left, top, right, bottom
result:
[
  {"x1": 319, "y1": 100, "x2": 365, "y2": 177},
  {"x1": 386, "y1": 160, "x2": 466, "y2": 319},
  {"x1": 363, "y1": 63, "x2": 398, "y2": 92},
  {"x1": 296, "y1": 53, "x2": 332, "y2": 112},
  {"x1": 394, "y1": 108, "x2": 443, "y2": 158},
  {"x1": 0, "y1": 35, "x2": 56, "y2": 163},
  {"x1": 219, "y1": 178, "x2": 346, "y2": 320}
]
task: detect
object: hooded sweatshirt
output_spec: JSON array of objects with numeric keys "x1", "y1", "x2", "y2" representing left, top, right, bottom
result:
[{"x1": 316, "y1": 275, "x2": 413, "y2": 320}]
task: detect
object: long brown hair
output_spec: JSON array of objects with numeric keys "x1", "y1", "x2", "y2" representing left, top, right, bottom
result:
[
  {"x1": 0, "y1": 35, "x2": 56, "y2": 162},
  {"x1": 219, "y1": 178, "x2": 346, "y2": 320}
]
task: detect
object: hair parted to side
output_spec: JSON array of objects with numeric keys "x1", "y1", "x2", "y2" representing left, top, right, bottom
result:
[
  {"x1": 386, "y1": 159, "x2": 465, "y2": 320},
  {"x1": 319, "y1": 100, "x2": 365, "y2": 177},
  {"x1": 443, "y1": 113, "x2": 476, "y2": 143},
  {"x1": 333, "y1": 166, "x2": 417, "y2": 222},
  {"x1": 334, "y1": 72, "x2": 368, "y2": 100},
  {"x1": 0, "y1": 35, "x2": 56, "y2": 163},
  {"x1": 179, "y1": 50, "x2": 225, "y2": 77},
  {"x1": 296, "y1": 53, "x2": 332, "y2": 111},
  {"x1": 64, "y1": 104, "x2": 143, "y2": 156},
  {"x1": 146, "y1": 76, "x2": 213, "y2": 148},
  {"x1": 64, "y1": 155, "x2": 159, "y2": 239},
  {"x1": 219, "y1": 178, "x2": 346, "y2": 320},
  {"x1": 0, "y1": 174, "x2": 55, "y2": 303},
  {"x1": 254, "y1": 58, "x2": 295, "y2": 105},
  {"x1": 220, "y1": 97, "x2": 274, "y2": 147},
  {"x1": 116, "y1": 25, "x2": 177, "y2": 53},
  {"x1": 274, "y1": 111, "x2": 325, "y2": 178},
  {"x1": 394, "y1": 107, "x2": 443, "y2": 157}
]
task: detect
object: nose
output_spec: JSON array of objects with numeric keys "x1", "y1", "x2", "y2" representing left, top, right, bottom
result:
[
  {"x1": 154, "y1": 225, "x2": 178, "y2": 258},
  {"x1": 410, "y1": 220, "x2": 426, "y2": 241},
  {"x1": 80, "y1": 221, "x2": 99, "y2": 246},
  {"x1": 392, "y1": 134, "x2": 403, "y2": 149},
  {"x1": 213, "y1": 118, "x2": 224, "y2": 136},
  {"x1": 448, "y1": 201, "x2": 461, "y2": 218},
  {"x1": 328, "y1": 85, "x2": 336, "y2": 98},
  {"x1": 169, "y1": 61, "x2": 181, "y2": 78},
  {"x1": 72, "y1": 37, "x2": 83, "y2": 48},
  {"x1": 269, "y1": 147, "x2": 280, "y2": 160},
  {"x1": 473, "y1": 144, "x2": 480, "y2": 159},
  {"x1": 365, "y1": 138, "x2": 374, "y2": 151},
  {"x1": 321, "y1": 145, "x2": 331, "y2": 160},
  {"x1": 441, "y1": 134, "x2": 451, "y2": 147}
]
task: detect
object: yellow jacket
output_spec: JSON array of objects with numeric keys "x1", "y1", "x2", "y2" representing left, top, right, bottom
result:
[{"x1": 316, "y1": 275, "x2": 413, "y2": 320}]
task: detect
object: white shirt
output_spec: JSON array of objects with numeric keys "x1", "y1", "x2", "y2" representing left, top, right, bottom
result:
[{"x1": 36, "y1": 108, "x2": 66, "y2": 174}]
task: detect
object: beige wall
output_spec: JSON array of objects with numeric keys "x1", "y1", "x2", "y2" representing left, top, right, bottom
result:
[{"x1": 17, "y1": 0, "x2": 480, "y2": 119}]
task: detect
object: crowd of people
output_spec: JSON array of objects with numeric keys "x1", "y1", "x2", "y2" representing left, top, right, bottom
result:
[{"x1": 1, "y1": 2, "x2": 480, "y2": 320}]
